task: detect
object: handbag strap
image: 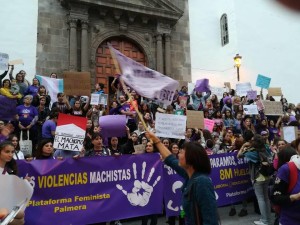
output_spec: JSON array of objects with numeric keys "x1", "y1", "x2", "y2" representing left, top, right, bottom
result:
[
  {"x1": 20, "y1": 130, "x2": 23, "y2": 141},
  {"x1": 26, "y1": 130, "x2": 30, "y2": 140}
]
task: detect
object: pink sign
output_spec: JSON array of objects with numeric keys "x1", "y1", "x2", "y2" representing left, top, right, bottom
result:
[
  {"x1": 204, "y1": 118, "x2": 215, "y2": 132},
  {"x1": 256, "y1": 100, "x2": 265, "y2": 111}
]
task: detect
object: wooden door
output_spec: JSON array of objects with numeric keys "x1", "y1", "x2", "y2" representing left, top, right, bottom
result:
[{"x1": 95, "y1": 38, "x2": 147, "y2": 97}]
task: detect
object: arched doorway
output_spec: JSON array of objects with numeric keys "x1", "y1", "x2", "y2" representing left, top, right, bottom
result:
[{"x1": 95, "y1": 37, "x2": 147, "y2": 97}]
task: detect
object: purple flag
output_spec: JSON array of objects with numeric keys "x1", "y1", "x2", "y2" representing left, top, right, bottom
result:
[
  {"x1": 109, "y1": 44, "x2": 179, "y2": 105},
  {"x1": 195, "y1": 79, "x2": 210, "y2": 92},
  {"x1": 99, "y1": 115, "x2": 126, "y2": 137},
  {"x1": 0, "y1": 95, "x2": 17, "y2": 121},
  {"x1": 17, "y1": 154, "x2": 163, "y2": 225}
]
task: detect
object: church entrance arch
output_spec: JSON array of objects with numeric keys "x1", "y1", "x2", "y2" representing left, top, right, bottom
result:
[{"x1": 95, "y1": 37, "x2": 147, "y2": 100}]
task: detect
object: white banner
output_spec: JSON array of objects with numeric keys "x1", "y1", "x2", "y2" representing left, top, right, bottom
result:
[
  {"x1": 243, "y1": 105, "x2": 259, "y2": 115},
  {"x1": 155, "y1": 113, "x2": 186, "y2": 139},
  {"x1": 210, "y1": 86, "x2": 228, "y2": 100}
]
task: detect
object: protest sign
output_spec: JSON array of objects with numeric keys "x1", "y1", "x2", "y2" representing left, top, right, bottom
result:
[
  {"x1": 268, "y1": 87, "x2": 282, "y2": 96},
  {"x1": 0, "y1": 53, "x2": 9, "y2": 70},
  {"x1": 224, "y1": 82, "x2": 231, "y2": 89},
  {"x1": 247, "y1": 90, "x2": 257, "y2": 100},
  {"x1": 99, "y1": 115, "x2": 126, "y2": 137},
  {"x1": 236, "y1": 82, "x2": 252, "y2": 96},
  {"x1": 90, "y1": 94, "x2": 100, "y2": 105},
  {"x1": 256, "y1": 74, "x2": 271, "y2": 89},
  {"x1": 62, "y1": 71, "x2": 91, "y2": 96},
  {"x1": 213, "y1": 119, "x2": 223, "y2": 126},
  {"x1": 243, "y1": 105, "x2": 259, "y2": 115},
  {"x1": 174, "y1": 109, "x2": 184, "y2": 115},
  {"x1": 210, "y1": 86, "x2": 227, "y2": 100},
  {"x1": 0, "y1": 175, "x2": 33, "y2": 216},
  {"x1": 53, "y1": 113, "x2": 87, "y2": 151},
  {"x1": 256, "y1": 100, "x2": 264, "y2": 111},
  {"x1": 9, "y1": 59, "x2": 24, "y2": 65},
  {"x1": 17, "y1": 154, "x2": 163, "y2": 225},
  {"x1": 262, "y1": 101, "x2": 283, "y2": 115},
  {"x1": 109, "y1": 45, "x2": 178, "y2": 105},
  {"x1": 186, "y1": 110, "x2": 204, "y2": 129},
  {"x1": 281, "y1": 126, "x2": 298, "y2": 143},
  {"x1": 99, "y1": 94, "x2": 108, "y2": 105},
  {"x1": 0, "y1": 96, "x2": 17, "y2": 121},
  {"x1": 155, "y1": 113, "x2": 186, "y2": 139},
  {"x1": 204, "y1": 118, "x2": 215, "y2": 132},
  {"x1": 36, "y1": 75, "x2": 64, "y2": 106},
  {"x1": 195, "y1": 78, "x2": 210, "y2": 92},
  {"x1": 134, "y1": 144, "x2": 146, "y2": 154},
  {"x1": 178, "y1": 96, "x2": 188, "y2": 108},
  {"x1": 188, "y1": 82, "x2": 195, "y2": 95}
]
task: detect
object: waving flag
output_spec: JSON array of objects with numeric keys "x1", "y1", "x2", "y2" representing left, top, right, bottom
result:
[
  {"x1": 109, "y1": 45, "x2": 179, "y2": 105},
  {"x1": 36, "y1": 75, "x2": 64, "y2": 108}
]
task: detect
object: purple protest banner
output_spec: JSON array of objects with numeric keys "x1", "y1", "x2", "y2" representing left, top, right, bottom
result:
[
  {"x1": 163, "y1": 152, "x2": 253, "y2": 216},
  {"x1": 247, "y1": 90, "x2": 257, "y2": 100},
  {"x1": 17, "y1": 154, "x2": 163, "y2": 225},
  {"x1": 195, "y1": 78, "x2": 210, "y2": 92},
  {"x1": 0, "y1": 95, "x2": 17, "y2": 121},
  {"x1": 99, "y1": 115, "x2": 126, "y2": 137}
]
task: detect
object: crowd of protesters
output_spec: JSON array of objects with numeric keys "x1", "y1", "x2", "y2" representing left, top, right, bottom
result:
[{"x1": 1, "y1": 64, "x2": 300, "y2": 225}]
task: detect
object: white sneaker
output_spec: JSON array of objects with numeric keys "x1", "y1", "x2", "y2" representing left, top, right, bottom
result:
[{"x1": 253, "y1": 220, "x2": 267, "y2": 225}]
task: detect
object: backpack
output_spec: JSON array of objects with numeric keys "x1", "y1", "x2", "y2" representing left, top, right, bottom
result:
[{"x1": 272, "y1": 161, "x2": 298, "y2": 214}]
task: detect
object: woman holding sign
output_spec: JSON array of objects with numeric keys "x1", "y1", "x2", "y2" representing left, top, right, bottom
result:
[{"x1": 146, "y1": 131, "x2": 219, "y2": 225}]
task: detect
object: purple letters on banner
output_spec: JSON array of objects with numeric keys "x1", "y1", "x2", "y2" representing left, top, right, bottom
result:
[
  {"x1": 0, "y1": 95, "x2": 17, "y2": 121},
  {"x1": 99, "y1": 115, "x2": 126, "y2": 137},
  {"x1": 18, "y1": 154, "x2": 163, "y2": 225},
  {"x1": 195, "y1": 79, "x2": 210, "y2": 93}
]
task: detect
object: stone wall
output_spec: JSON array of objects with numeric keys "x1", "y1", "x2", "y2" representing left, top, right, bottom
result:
[{"x1": 36, "y1": 0, "x2": 191, "y2": 82}]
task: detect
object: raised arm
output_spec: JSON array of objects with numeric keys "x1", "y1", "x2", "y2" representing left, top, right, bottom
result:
[{"x1": 145, "y1": 131, "x2": 171, "y2": 159}]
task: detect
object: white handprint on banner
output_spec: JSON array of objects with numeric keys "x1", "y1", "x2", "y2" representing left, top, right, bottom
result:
[
  {"x1": 116, "y1": 161, "x2": 161, "y2": 207},
  {"x1": 167, "y1": 180, "x2": 183, "y2": 211}
]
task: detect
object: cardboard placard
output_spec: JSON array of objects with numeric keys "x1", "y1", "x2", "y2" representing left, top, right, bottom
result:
[
  {"x1": 134, "y1": 144, "x2": 146, "y2": 154},
  {"x1": 9, "y1": 59, "x2": 24, "y2": 65},
  {"x1": 262, "y1": 101, "x2": 283, "y2": 115},
  {"x1": 0, "y1": 53, "x2": 9, "y2": 70},
  {"x1": 186, "y1": 110, "x2": 204, "y2": 129},
  {"x1": 281, "y1": 126, "x2": 298, "y2": 143},
  {"x1": 268, "y1": 87, "x2": 282, "y2": 96},
  {"x1": 62, "y1": 71, "x2": 91, "y2": 96}
]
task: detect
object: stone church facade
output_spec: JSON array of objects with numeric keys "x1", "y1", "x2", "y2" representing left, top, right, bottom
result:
[{"x1": 37, "y1": 0, "x2": 191, "y2": 92}]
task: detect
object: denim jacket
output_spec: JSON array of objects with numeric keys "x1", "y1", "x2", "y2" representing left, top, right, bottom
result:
[{"x1": 164, "y1": 155, "x2": 218, "y2": 225}]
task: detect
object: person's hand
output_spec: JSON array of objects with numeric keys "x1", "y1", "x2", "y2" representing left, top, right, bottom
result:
[
  {"x1": 145, "y1": 131, "x2": 160, "y2": 143},
  {"x1": 18, "y1": 124, "x2": 25, "y2": 130},
  {"x1": 26, "y1": 124, "x2": 32, "y2": 130},
  {"x1": 0, "y1": 208, "x2": 9, "y2": 219}
]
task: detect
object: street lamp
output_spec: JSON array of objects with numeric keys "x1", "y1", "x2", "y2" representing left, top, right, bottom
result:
[{"x1": 234, "y1": 54, "x2": 242, "y2": 81}]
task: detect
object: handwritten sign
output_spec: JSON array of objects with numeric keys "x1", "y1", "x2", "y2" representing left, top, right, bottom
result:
[
  {"x1": 204, "y1": 119, "x2": 215, "y2": 132},
  {"x1": 9, "y1": 59, "x2": 24, "y2": 65},
  {"x1": 247, "y1": 90, "x2": 257, "y2": 100},
  {"x1": 236, "y1": 82, "x2": 252, "y2": 97},
  {"x1": 62, "y1": 71, "x2": 91, "y2": 96},
  {"x1": 210, "y1": 86, "x2": 228, "y2": 100},
  {"x1": 281, "y1": 126, "x2": 298, "y2": 143},
  {"x1": 99, "y1": 94, "x2": 108, "y2": 105},
  {"x1": 256, "y1": 74, "x2": 271, "y2": 89},
  {"x1": 0, "y1": 53, "x2": 9, "y2": 70},
  {"x1": 262, "y1": 101, "x2": 283, "y2": 115},
  {"x1": 188, "y1": 82, "x2": 195, "y2": 95},
  {"x1": 186, "y1": 110, "x2": 204, "y2": 129},
  {"x1": 134, "y1": 144, "x2": 146, "y2": 154},
  {"x1": 155, "y1": 113, "x2": 186, "y2": 139},
  {"x1": 268, "y1": 87, "x2": 282, "y2": 96},
  {"x1": 243, "y1": 105, "x2": 259, "y2": 115}
]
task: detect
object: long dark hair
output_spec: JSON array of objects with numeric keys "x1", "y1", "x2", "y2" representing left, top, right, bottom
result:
[
  {"x1": 277, "y1": 145, "x2": 297, "y2": 168},
  {"x1": 0, "y1": 141, "x2": 18, "y2": 175},
  {"x1": 184, "y1": 142, "x2": 211, "y2": 174},
  {"x1": 35, "y1": 139, "x2": 53, "y2": 159}
]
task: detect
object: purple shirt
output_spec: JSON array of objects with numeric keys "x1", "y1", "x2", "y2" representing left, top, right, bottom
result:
[
  {"x1": 26, "y1": 85, "x2": 39, "y2": 97},
  {"x1": 277, "y1": 164, "x2": 300, "y2": 225},
  {"x1": 42, "y1": 120, "x2": 56, "y2": 138},
  {"x1": 16, "y1": 105, "x2": 38, "y2": 126}
]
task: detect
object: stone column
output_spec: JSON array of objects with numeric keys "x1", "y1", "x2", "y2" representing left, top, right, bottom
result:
[
  {"x1": 81, "y1": 20, "x2": 89, "y2": 72},
  {"x1": 69, "y1": 19, "x2": 78, "y2": 71},
  {"x1": 164, "y1": 34, "x2": 171, "y2": 76},
  {"x1": 155, "y1": 34, "x2": 163, "y2": 73}
]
